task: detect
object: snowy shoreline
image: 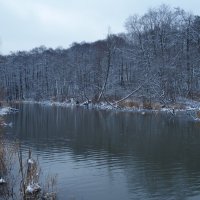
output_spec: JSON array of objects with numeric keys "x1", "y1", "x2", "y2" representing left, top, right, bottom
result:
[
  {"x1": 0, "y1": 107, "x2": 19, "y2": 116},
  {"x1": 1, "y1": 98, "x2": 200, "y2": 121},
  {"x1": 21, "y1": 98, "x2": 200, "y2": 120},
  {"x1": 22, "y1": 100, "x2": 200, "y2": 115},
  {"x1": 21, "y1": 98, "x2": 200, "y2": 111}
]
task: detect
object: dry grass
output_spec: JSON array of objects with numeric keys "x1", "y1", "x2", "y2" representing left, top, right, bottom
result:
[
  {"x1": 0, "y1": 141, "x2": 6, "y2": 173},
  {"x1": 151, "y1": 102, "x2": 162, "y2": 110},
  {"x1": 118, "y1": 100, "x2": 140, "y2": 109},
  {"x1": 0, "y1": 117, "x2": 4, "y2": 127},
  {"x1": 196, "y1": 111, "x2": 200, "y2": 119},
  {"x1": 17, "y1": 149, "x2": 57, "y2": 200},
  {"x1": 117, "y1": 100, "x2": 166, "y2": 110},
  {"x1": 0, "y1": 136, "x2": 19, "y2": 199},
  {"x1": 104, "y1": 95, "x2": 119, "y2": 103},
  {"x1": 168, "y1": 103, "x2": 186, "y2": 110},
  {"x1": 0, "y1": 101, "x2": 7, "y2": 107},
  {"x1": 143, "y1": 101, "x2": 152, "y2": 109},
  {"x1": 42, "y1": 174, "x2": 57, "y2": 200},
  {"x1": 0, "y1": 135, "x2": 57, "y2": 200}
]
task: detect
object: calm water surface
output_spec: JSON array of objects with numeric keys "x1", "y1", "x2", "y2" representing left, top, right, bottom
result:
[{"x1": 5, "y1": 104, "x2": 200, "y2": 200}]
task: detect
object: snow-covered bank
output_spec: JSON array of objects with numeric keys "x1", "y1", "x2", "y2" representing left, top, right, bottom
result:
[
  {"x1": 23, "y1": 100, "x2": 121, "y2": 110},
  {"x1": 8, "y1": 98, "x2": 200, "y2": 122},
  {"x1": 23, "y1": 98, "x2": 200, "y2": 113},
  {"x1": 23, "y1": 99, "x2": 200, "y2": 123},
  {"x1": 0, "y1": 107, "x2": 19, "y2": 116}
]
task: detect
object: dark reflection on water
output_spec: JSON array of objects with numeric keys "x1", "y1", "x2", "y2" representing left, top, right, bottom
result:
[{"x1": 5, "y1": 104, "x2": 200, "y2": 200}]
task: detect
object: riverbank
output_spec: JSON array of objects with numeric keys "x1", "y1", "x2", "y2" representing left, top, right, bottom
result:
[
  {"x1": 20, "y1": 98, "x2": 200, "y2": 121},
  {"x1": 0, "y1": 107, "x2": 19, "y2": 116},
  {"x1": 18, "y1": 98, "x2": 198, "y2": 111},
  {"x1": 0, "y1": 106, "x2": 57, "y2": 200},
  {"x1": 1, "y1": 97, "x2": 200, "y2": 121}
]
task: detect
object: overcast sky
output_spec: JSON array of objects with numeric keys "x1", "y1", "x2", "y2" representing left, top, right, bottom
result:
[{"x1": 1, "y1": 0, "x2": 200, "y2": 54}]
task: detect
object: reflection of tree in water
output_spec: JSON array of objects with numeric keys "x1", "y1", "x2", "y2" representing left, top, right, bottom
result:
[
  {"x1": 119, "y1": 115, "x2": 200, "y2": 199},
  {"x1": 8, "y1": 104, "x2": 200, "y2": 199}
]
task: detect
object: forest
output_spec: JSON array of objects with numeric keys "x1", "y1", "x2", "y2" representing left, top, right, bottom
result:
[{"x1": 1, "y1": 5, "x2": 200, "y2": 106}]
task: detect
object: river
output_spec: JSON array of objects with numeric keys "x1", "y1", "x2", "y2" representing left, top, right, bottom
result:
[{"x1": 4, "y1": 103, "x2": 200, "y2": 200}]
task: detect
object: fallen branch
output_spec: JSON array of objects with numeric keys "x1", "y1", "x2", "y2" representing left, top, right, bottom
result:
[
  {"x1": 114, "y1": 75, "x2": 155, "y2": 105},
  {"x1": 114, "y1": 84, "x2": 144, "y2": 104}
]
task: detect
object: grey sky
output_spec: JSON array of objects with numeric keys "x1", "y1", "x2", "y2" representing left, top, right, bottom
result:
[{"x1": 0, "y1": 0, "x2": 200, "y2": 54}]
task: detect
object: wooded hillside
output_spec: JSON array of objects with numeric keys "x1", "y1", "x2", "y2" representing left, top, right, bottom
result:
[{"x1": 1, "y1": 5, "x2": 200, "y2": 104}]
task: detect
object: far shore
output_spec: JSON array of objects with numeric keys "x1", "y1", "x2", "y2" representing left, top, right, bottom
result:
[{"x1": 1, "y1": 98, "x2": 200, "y2": 121}]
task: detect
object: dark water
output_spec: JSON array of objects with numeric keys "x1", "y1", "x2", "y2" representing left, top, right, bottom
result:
[{"x1": 5, "y1": 104, "x2": 200, "y2": 200}]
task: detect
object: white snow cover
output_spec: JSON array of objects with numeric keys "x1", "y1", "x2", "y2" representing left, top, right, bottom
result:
[
  {"x1": 20, "y1": 99, "x2": 200, "y2": 122},
  {"x1": 0, "y1": 107, "x2": 11, "y2": 116},
  {"x1": 0, "y1": 178, "x2": 6, "y2": 184},
  {"x1": 0, "y1": 107, "x2": 19, "y2": 116},
  {"x1": 2, "y1": 122, "x2": 13, "y2": 127},
  {"x1": 28, "y1": 158, "x2": 34, "y2": 164},
  {"x1": 25, "y1": 183, "x2": 41, "y2": 194},
  {"x1": 23, "y1": 99, "x2": 200, "y2": 111}
]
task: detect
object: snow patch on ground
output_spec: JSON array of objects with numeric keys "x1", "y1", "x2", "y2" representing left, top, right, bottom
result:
[
  {"x1": 0, "y1": 178, "x2": 6, "y2": 184},
  {"x1": 0, "y1": 107, "x2": 19, "y2": 118},
  {"x1": 28, "y1": 158, "x2": 34, "y2": 164},
  {"x1": 25, "y1": 183, "x2": 41, "y2": 194},
  {"x1": 0, "y1": 107, "x2": 11, "y2": 116},
  {"x1": 2, "y1": 122, "x2": 13, "y2": 127},
  {"x1": 24, "y1": 100, "x2": 76, "y2": 108}
]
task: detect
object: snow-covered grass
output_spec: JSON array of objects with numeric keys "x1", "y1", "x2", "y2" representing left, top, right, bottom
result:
[
  {"x1": 0, "y1": 107, "x2": 19, "y2": 116},
  {"x1": 0, "y1": 107, "x2": 11, "y2": 116},
  {"x1": 0, "y1": 177, "x2": 6, "y2": 184},
  {"x1": 176, "y1": 97, "x2": 200, "y2": 111},
  {"x1": 25, "y1": 183, "x2": 41, "y2": 194},
  {"x1": 23, "y1": 100, "x2": 75, "y2": 107},
  {"x1": 27, "y1": 158, "x2": 34, "y2": 165},
  {"x1": 9, "y1": 98, "x2": 200, "y2": 122},
  {"x1": 23, "y1": 98, "x2": 200, "y2": 112}
]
